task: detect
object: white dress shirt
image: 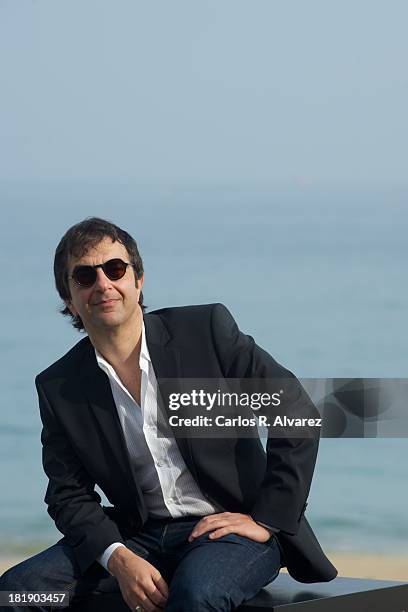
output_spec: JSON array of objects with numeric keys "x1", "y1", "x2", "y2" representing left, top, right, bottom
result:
[{"x1": 95, "y1": 321, "x2": 220, "y2": 571}]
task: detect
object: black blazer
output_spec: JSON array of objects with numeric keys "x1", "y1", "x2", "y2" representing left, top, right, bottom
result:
[{"x1": 36, "y1": 303, "x2": 337, "y2": 583}]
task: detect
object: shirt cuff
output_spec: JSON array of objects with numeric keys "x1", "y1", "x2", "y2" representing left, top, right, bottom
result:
[{"x1": 98, "y1": 542, "x2": 127, "y2": 573}]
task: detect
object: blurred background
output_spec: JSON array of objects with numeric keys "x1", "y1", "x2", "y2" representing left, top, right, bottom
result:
[{"x1": 0, "y1": 1, "x2": 407, "y2": 577}]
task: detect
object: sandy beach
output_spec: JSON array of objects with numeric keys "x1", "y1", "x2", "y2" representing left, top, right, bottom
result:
[
  {"x1": 1, "y1": 552, "x2": 406, "y2": 582},
  {"x1": 325, "y1": 552, "x2": 407, "y2": 582}
]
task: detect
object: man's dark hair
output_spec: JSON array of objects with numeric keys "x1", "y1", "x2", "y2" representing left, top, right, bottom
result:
[{"x1": 54, "y1": 217, "x2": 145, "y2": 331}]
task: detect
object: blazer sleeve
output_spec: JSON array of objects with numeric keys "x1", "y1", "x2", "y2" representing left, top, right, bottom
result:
[
  {"x1": 36, "y1": 377, "x2": 125, "y2": 574},
  {"x1": 210, "y1": 303, "x2": 319, "y2": 535}
]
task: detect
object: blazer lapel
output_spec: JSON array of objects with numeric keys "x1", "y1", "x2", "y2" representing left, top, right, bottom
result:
[{"x1": 144, "y1": 312, "x2": 180, "y2": 378}]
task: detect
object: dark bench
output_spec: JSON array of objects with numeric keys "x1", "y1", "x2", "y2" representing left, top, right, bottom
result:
[{"x1": 71, "y1": 573, "x2": 408, "y2": 611}]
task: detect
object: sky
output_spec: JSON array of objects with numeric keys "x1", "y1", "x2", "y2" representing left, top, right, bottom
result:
[{"x1": 1, "y1": 0, "x2": 407, "y2": 187}]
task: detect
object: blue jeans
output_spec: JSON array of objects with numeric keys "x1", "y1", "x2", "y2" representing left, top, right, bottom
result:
[{"x1": 0, "y1": 516, "x2": 282, "y2": 611}]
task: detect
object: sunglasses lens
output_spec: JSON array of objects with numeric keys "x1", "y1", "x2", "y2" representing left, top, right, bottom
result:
[
  {"x1": 72, "y1": 259, "x2": 129, "y2": 286},
  {"x1": 104, "y1": 259, "x2": 128, "y2": 280},
  {"x1": 73, "y1": 266, "x2": 97, "y2": 286}
]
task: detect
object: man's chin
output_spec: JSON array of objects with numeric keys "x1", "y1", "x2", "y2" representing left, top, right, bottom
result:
[
  {"x1": 85, "y1": 313, "x2": 124, "y2": 331},
  {"x1": 83, "y1": 306, "x2": 139, "y2": 333},
  {"x1": 99, "y1": 314, "x2": 123, "y2": 326}
]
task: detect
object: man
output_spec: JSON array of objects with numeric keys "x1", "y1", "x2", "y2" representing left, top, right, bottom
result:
[{"x1": 0, "y1": 217, "x2": 336, "y2": 611}]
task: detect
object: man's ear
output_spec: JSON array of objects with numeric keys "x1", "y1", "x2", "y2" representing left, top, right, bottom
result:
[
  {"x1": 65, "y1": 300, "x2": 78, "y2": 317},
  {"x1": 137, "y1": 272, "x2": 144, "y2": 290}
]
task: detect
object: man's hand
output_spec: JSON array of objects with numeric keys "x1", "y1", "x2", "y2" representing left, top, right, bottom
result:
[
  {"x1": 188, "y1": 512, "x2": 272, "y2": 543},
  {"x1": 108, "y1": 546, "x2": 168, "y2": 611}
]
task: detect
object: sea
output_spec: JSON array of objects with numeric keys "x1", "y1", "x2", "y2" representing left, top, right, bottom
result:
[{"x1": 0, "y1": 181, "x2": 407, "y2": 558}]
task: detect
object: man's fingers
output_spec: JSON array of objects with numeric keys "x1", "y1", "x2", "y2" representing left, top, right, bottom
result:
[
  {"x1": 121, "y1": 576, "x2": 167, "y2": 611},
  {"x1": 137, "y1": 574, "x2": 168, "y2": 609},
  {"x1": 139, "y1": 595, "x2": 164, "y2": 611},
  {"x1": 188, "y1": 519, "x2": 234, "y2": 541},
  {"x1": 135, "y1": 595, "x2": 162, "y2": 612},
  {"x1": 193, "y1": 513, "x2": 231, "y2": 530},
  {"x1": 208, "y1": 526, "x2": 237, "y2": 539},
  {"x1": 134, "y1": 583, "x2": 165, "y2": 612},
  {"x1": 152, "y1": 574, "x2": 170, "y2": 599},
  {"x1": 124, "y1": 592, "x2": 156, "y2": 612},
  {"x1": 144, "y1": 589, "x2": 167, "y2": 608},
  {"x1": 187, "y1": 513, "x2": 252, "y2": 541},
  {"x1": 187, "y1": 513, "x2": 265, "y2": 544},
  {"x1": 146, "y1": 579, "x2": 168, "y2": 606}
]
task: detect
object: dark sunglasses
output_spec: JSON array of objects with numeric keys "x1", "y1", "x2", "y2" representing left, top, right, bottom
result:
[{"x1": 71, "y1": 258, "x2": 135, "y2": 287}]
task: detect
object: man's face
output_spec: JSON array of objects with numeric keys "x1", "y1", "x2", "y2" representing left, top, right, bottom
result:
[{"x1": 65, "y1": 237, "x2": 144, "y2": 334}]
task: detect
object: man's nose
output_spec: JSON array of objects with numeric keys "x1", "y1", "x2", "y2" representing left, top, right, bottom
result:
[{"x1": 93, "y1": 267, "x2": 111, "y2": 290}]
